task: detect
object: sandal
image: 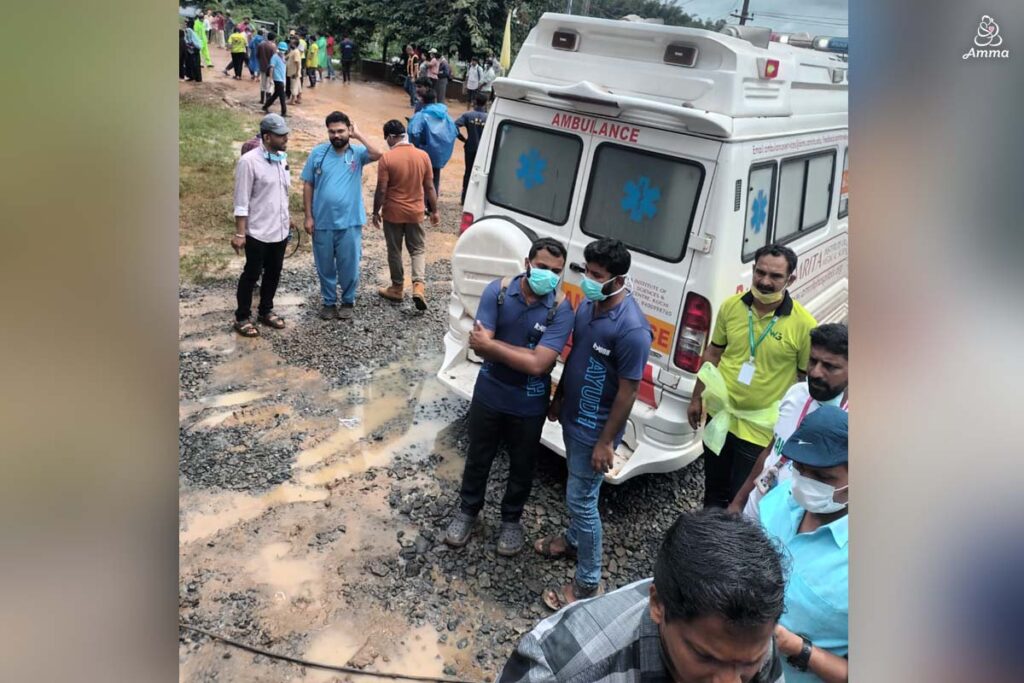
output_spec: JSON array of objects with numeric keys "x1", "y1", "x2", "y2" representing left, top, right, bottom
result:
[
  {"x1": 542, "y1": 579, "x2": 603, "y2": 611},
  {"x1": 233, "y1": 320, "x2": 259, "y2": 337},
  {"x1": 533, "y1": 535, "x2": 577, "y2": 560},
  {"x1": 257, "y1": 312, "x2": 285, "y2": 329}
]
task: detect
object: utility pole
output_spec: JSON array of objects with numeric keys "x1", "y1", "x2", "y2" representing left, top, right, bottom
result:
[
  {"x1": 581, "y1": 0, "x2": 591, "y2": 15},
  {"x1": 566, "y1": 0, "x2": 573, "y2": 14},
  {"x1": 730, "y1": 0, "x2": 753, "y2": 25}
]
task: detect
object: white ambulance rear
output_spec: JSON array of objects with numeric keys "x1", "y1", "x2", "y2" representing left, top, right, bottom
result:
[{"x1": 438, "y1": 14, "x2": 849, "y2": 483}]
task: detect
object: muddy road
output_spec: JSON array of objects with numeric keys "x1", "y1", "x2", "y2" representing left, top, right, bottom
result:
[{"x1": 179, "y1": 67, "x2": 704, "y2": 682}]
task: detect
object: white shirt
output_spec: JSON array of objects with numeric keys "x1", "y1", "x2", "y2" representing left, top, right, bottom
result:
[
  {"x1": 466, "y1": 64, "x2": 482, "y2": 90},
  {"x1": 233, "y1": 144, "x2": 291, "y2": 243},
  {"x1": 742, "y1": 382, "x2": 848, "y2": 520}
]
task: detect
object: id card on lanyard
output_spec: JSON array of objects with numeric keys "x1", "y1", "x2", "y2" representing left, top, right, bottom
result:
[{"x1": 738, "y1": 308, "x2": 778, "y2": 386}]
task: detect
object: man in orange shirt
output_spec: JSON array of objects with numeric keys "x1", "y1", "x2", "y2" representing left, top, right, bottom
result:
[{"x1": 372, "y1": 119, "x2": 439, "y2": 311}]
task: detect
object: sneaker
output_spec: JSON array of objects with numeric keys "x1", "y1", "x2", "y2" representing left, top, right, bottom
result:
[
  {"x1": 338, "y1": 303, "x2": 354, "y2": 320},
  {"x1": 497, "y1": 522, "x2": 525, "y2": 557},
  {"x1": 412, "y1": 282, "x2": 427, "y2": 311},
  {"x1": 444, "y1": 511, "x2": 476, "y2": 547},
  {"x1": 319, "y1": 304, "x2": 338, "y2": 320}
]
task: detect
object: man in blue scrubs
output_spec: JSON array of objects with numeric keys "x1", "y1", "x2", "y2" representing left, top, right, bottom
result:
[
  {"x1": 759, "y1": 405, "x2": 849, "y2": 683},
  {"x1": 445, "y1": 237, "x2": 575, "y2": 556},
  {"x1": 301, "y1": 111, "x2": 383, "y2": 320},
  {"x1": 535, "y1": 238, "x2": 653, "y2": 610}
]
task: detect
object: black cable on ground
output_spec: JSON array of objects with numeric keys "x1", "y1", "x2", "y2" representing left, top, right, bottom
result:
[{"x1": 179, "y1": 623, "x2": 488, "y2": 683}]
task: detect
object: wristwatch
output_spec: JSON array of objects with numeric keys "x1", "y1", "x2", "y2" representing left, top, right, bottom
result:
[{"x1": 786, "y1": 636, "x2": 813, "y2": 672}]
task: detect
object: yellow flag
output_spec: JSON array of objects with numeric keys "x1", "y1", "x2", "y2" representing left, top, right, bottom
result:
[{"x1": 500, "y1": 10, "x2": 512, "y2": 72}]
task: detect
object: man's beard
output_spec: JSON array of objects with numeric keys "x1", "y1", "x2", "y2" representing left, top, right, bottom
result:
[
  {"x1": 330, "y1": 137, "x2": 349, "y2": 148},
  {"x1": 808, "y1": 378, "x2": 843, "y2": 402}
]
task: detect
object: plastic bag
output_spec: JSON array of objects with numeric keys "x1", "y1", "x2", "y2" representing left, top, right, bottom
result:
[{"x1": 697, "y1": 362, "x2": 780, "y2": 455}]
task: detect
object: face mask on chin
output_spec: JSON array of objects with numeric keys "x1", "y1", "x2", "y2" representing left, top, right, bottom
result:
[{"x1": 750, "y1": 286, "x2": 784, "y2": 304}]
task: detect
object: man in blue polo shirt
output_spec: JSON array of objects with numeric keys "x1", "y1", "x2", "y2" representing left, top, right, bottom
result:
[
  {"x1": 302, "y1": 111, "x2": 383, "y2": 320},
  {"x1": 535, "y1": 238, "x2": 653, "y2": 611},
  {"x1": 759, "y1": 405, "x2": 849, "y2": 683},
  {"x1": 444, "y1": 237, "x2": 575, "y2": 556}
]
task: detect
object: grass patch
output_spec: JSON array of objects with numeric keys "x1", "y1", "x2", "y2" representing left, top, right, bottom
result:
[{"x1": 179, "y1": 98, "x2": 251, "y2": 283}]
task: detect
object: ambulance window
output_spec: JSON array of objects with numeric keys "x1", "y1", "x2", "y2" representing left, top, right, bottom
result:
[
  {"x1": 486, "y1": 121, "x2": 582, "y2": 225},
  {"x1": 743, "y1": 163, "x2": 776, "y2": 262},
  {"x1": 580, "y1": 143, "x2": 704, "y2": 262},
  {"x1": 775, "y1": 151, "x2": 836, "y2": 242},
  {"x1": 838, "y1": 147, "x2": 849, "y2": 218}
]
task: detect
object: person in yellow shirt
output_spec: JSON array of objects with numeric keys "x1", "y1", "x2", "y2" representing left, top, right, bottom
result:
[
  {"x1": 687, "y1": 243, "x2": 816, "y2": 509},
  {"x1": 286, "y1": 39, "x2": 303, "y2": 104},
  {"x1": 305, "y1": 34, "x2": 319, "y2": 89},
  {"x1": 224, "y1": 29, "x2": 248, "y2": 79}
]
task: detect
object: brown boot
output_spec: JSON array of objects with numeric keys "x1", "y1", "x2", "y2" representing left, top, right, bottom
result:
[
  {"x1": 378, "y1": 284, "x2": 404, "y2": 302},
  {"x1": 412, "y1": 281, "x2": 427, "y2": 311}
]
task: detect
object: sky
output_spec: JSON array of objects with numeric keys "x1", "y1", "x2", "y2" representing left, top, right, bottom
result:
[{"x1": 673, "y1": 0, "x2": 848, "y2": 36}]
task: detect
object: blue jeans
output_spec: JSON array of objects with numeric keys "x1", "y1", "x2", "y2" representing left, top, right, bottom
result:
[
  {"x1": 564, "y1": 436, "x2": 604, "y2": 588},
  {"x1": 404, "y1": 76, "x2": 416, "y2": 107},
  {"x1": 312, "y1": 227, "x2": 362, "y2": 306}
]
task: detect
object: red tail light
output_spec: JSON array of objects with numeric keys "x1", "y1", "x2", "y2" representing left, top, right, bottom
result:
[
  {"x1": 674, "y1": 292, "x2": 712, "y2": 372},
  {"x1": 459, "y1": 212, "x2": 474, "y2": 233},
  {"x1": 638, "y1": 364, "x2": 657, "y2": 407}
]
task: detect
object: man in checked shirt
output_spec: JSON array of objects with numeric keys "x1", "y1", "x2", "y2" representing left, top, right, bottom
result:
[{"x1": 499, "y1": 509, "x2": 786, "y2": 683}]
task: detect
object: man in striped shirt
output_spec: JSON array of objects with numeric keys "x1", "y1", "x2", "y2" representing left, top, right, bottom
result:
[{"x1": 499, "y1": 509, "x2": 786, "y2": 683}]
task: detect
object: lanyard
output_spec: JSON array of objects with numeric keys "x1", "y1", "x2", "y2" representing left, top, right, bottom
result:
[{"x1": 747, "y1": 308, "x2": 778, "y2": 362}]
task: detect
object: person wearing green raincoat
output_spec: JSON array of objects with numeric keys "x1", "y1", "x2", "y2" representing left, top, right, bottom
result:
[
  {"x1": 316, "y1": 34, "x2": 328, "y2": 82},
  {"x1": 193, "y1": 11, "x2": 213, "y2": 68}
]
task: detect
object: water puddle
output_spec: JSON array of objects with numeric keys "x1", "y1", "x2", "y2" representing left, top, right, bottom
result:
[
  {"x1": 200, "y1": 390, "x2": 267, "y2": 408},
  {"x1": 297, "y1": 624, "x2": 364, "y2": 682},
  {"x1": 180, "y1": 483, "x2": 329, "y2": 545},
  {"x1": 246, "y1": 541, "x2": 321, "y2": 596}
]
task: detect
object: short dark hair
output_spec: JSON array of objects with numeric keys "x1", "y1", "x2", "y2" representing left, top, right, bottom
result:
[
  {"x1": 420, "y1": 89, "x2": 437, "y2": 104},
  {"x1": 583, "y1": 238, "x2": 631, "y2": 276},
  {"x1": 810, "y1": 323, "x2": 848, "y2": 358},
  {"x1": 654, "y1": 509, "x2": 786, "y2": 627},
  {"x1": 267, "y1": 31, "x2": 276, "y2": 41},
  {"x1": 383, "y1": 119, "x2": 406, "y2": 137},
  {"x1": 414, "y1": 76, "x2": 433, "y2": 88},
  {"x1": 473, "y1": 92, "x2": 489, "y2": 108},
  {"x1": 325, "y1": 111, "x2": 352, "y2": 128},
  {"x1": 752, "y1": 244, "x2": 798, "y2": 275},
  {"x1": 528, "y1": 237, "x2": 567, "y2": 261}
]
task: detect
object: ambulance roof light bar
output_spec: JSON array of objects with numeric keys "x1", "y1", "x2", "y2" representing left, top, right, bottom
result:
[{"x1": 771, "y1": 31, "x2": 848, "y2": 55}]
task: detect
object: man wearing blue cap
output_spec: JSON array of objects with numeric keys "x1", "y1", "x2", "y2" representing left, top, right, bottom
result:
[{"x1": 758, "y1": 404, "x2": 848, "y2": 683}]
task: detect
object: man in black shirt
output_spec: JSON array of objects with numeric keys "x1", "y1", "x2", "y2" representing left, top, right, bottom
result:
[{"x1": 454, "y1": 92, "x2": 489, "y2": 204}]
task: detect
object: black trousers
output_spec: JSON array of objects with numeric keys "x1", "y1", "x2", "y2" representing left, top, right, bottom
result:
[
  {"x1": 341, "y1": 60, "x2": 353, "y2": 82},
  {"x1": 263, "y1": 81, "x2": 286, "y2": 115},
  {"x1": 235, "y1": 235, "x2": 288, "y2": 321},
  {"x1": 461, "y1": 149, "x2": 477, "y2": 204},
  {"x1": 184, "y1": 50, "x2": 202, "y2": 81},
  {"x1": 230, "y1": 52, "x2": 245, "y2": 78},
  {"x1": 308, "y1": 69, "x2": 317, "y2": 87},
  {"x1": 179, "y1": 44, "x2": 188, "y2": 79},
  {"x1": 701, "y1": 416, "x2": 765, "y2": 508},
  {"x1": 458, "y1": 399, "x2": 545, "y2": 523}
]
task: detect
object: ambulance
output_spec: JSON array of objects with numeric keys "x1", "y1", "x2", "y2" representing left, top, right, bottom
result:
[{"x1": 437, "y1": 13, "x2": 849, "y2": 484}]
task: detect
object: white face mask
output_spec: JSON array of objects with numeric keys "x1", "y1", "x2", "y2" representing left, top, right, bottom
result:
[{"x1": 791, "y1": 470, "x2": 848, "y2": 514}]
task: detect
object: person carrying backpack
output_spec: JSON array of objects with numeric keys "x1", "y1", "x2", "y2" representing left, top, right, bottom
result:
[
  {"x1": 444, "y1": 237, "x2": 575, "y2": 556},
  {"x1": 407, "y1": 89, "x2": 457, "y2": 203}
]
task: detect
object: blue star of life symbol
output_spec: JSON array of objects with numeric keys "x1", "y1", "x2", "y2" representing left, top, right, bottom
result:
[
  {"x1": 621, "y1": 176, "x2": 661, "y2": 222},
  {"x1": 515, "y1": 148, "x2": 547, "y2": 189},
  {"x1": 750, "y1": 189, "x2": 768, "y2": 234}
]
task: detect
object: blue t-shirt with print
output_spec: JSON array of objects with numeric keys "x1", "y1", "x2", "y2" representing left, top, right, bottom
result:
[
  {"x1": 473, "y1": 274, "x2": 574, "y2": 418},
  {"x1": 560, "y1": 295, "x2": 652, "y2": 447},
  {"x1": 300, "y1": 142, "x2": 372, "y2": 230}
]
